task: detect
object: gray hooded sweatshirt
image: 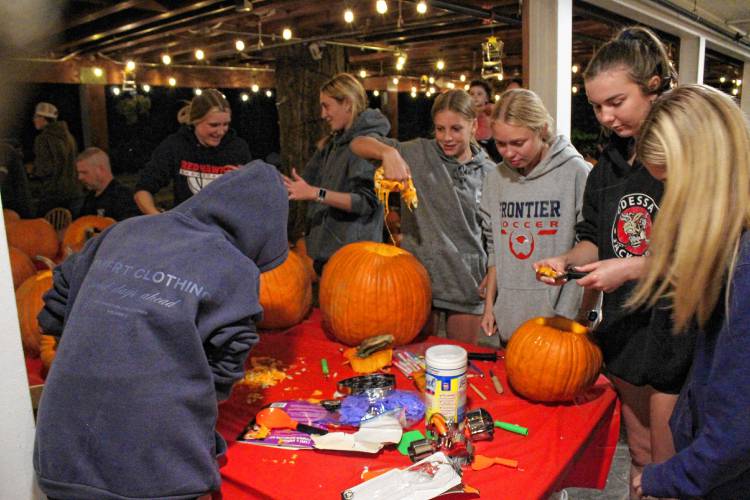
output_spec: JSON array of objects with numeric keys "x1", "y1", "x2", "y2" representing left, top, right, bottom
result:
[
  {"x1": 303, "y1": 108, "x2": 390, "y2": 264},
  {"x1": 380, "y1": 137, "x2": 495, "y2": 314},
  {"x1": 480, "y1": 135, "x2": 590, "y2": 340}
]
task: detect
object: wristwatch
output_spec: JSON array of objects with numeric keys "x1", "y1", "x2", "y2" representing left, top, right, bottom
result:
[{"x1": 316, "y1": 188, "x2": 327, "y2": 203}]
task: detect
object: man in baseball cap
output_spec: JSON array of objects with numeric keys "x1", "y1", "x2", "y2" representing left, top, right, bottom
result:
[{"x1": 34, "y1": 102, "x2": 58, "y2": 119}]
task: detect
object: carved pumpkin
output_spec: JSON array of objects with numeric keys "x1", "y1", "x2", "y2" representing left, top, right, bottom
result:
[
  {"x1": 6, "y1": 218, "x2": 59, "y2": 260},
  {"x1": 505, "y1": 317, "x2": 603, "y2": 402},
  {"x1": 15, "y1": 270, "x2": 54, "y2": 357},
  {"x1": 62, "y1": 215, "x2": 116, "y2": 254},
  {"x1": 291, "y1": 237, "x2": 317, "y2": 282},
  {"x1": 258, "y1": 250, "x2": 312, "y2": 329},
  {"x1": 319, "y1": 241, "x2": 431, "y2": 346},
  {"x1": 9, "y1": 246, "x2": 36, "y2": 289}
]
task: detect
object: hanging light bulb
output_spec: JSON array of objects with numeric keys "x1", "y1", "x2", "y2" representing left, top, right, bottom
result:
[
  {"x1": 195, "y1": 49, "x2": 205, "y2": 61},
  {"x1": 142, "y1": 84, "x2": 151, "y2": 93},
  {"x1": 571, "y1": 64, "x2": 579, "y2": 73},
  {"x1": 235, "y1": 40, "x2": 245, "y2": 51},
  {"x1": 112, "y1": 87, "x2": 121, "y2": 96},
  {"x1": 93, "y1": 67, "x2": 103, "y2": 77},
  {"x1": 194, "y1": 88, "x2": 203, "y2": 95},
  {"x1": 497, "y1": 74, "x2": 503, "y2": 81},
  {"x1": 411, "y1": 86, "x2": 417, "y2": 93},
  {"x1": 572, "y1": 85, "x2": 579, "y2": 94},
  {"x1": 428, "y1": 76, "x2": 435, "y2": 84},
  {"x1": 373, "y1": 90, "x2": 380, "y2": 97},
  {"x1": 459, "y1": 74, "x2": 466, "y2": 82},
  {"x1": 737, "y1": 79, "x2": 743, "y2": 86},
  {"x1": 168, "y1": 77, "x2": 177, "y2": 87},
  {"x1": 416, "y1": 1, "x2": 427, "y2": 14},
  {"x1": 161, "y1": 54, "x2": 172, "y2": 65},
  {"x1": 436, "y1": 59, "x2": 445, "y2": 71},
  {"x1": 344, "y1": 9, "x2": 354, "y2": 23},
  {"x1": 359, "y1": 69, "x2": 367, "y2": 78},
  {"x1": 429, "y1": 86, "x2": 436, "y2": 93},
  {"x1": 265, "y1": 89, "x2": 273, "y2": 97},
  {"x1": 494, "y1": 94, "x2": 500, "y2": 102},
  {"x1": 251, "y1": 83, "x2": 260, "y2": 93},
  {"x1": 392, "y1": 77, "x2": 399, "y2": 85},
  {"x1": 411, "y1": 90, "x2": 417, "y2": 98},
  {"x1": 720, "y1": 76, "x2": 727, "y2": 83},
  {"x1": 732, "y1": 87, "x2": 739, "y2": 95},
  {"x1": 447, "y1": 82, "x2": 455, "y2": 89},
  {"x1": 464, "y1": 83, "x2": 470, "y2": 91},
  {"x1": 125, "y1": 60, "x2": 136, "y2": 71},
  {"x1": 241, "y1": 93, "x2": 249, "y2": 102},
  {"x1": 282, "y1": 28, "x2": 292, "y2": 40},
  {"x1": 376, "y1": 0, "x2": 388, "y2": 14}
]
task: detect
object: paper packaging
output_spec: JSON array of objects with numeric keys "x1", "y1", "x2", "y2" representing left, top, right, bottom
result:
[
  {"x1": 313, "y1": 413, "x2": 403, "y2": 454},
  {"x1": 341, "y1": 451, "x2": 461, "y2": 499}
]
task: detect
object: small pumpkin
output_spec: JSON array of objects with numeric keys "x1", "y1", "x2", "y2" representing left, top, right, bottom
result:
[
  {"x1": 9, "y1": 246, "x2": 36, "y2": 289},
  {"x1": 6, "y1": 218, "x2": 59, "y2": 260},
  {"x1": 40, "y1": 334, "x2": 58, "y2": 373},
  {"x1": 15, "y1": 270, "x2": 54, "y2": 357},
  {"x1": 343, "y1": 347, "x2": 393, "y2": 374},
  {"x1": 258, "y1": 250, "x2": 312, "y2": 329},
  {"x1": 505, "y1": 316, "x2": 603, "y2": 402},
  {"x1": 62, "y1": 215, "x2": 116, "y2": 254},
  {"x1": 319, "y1": 241, "x2": 431, "y2": 346}
]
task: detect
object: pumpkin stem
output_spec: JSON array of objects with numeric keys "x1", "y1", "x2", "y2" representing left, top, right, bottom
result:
[{"x1": 33, "y1": 255, "x2": 57, "y2": 270}]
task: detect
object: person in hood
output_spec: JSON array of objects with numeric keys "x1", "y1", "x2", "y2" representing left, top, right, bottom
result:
[
  {"x1": 134, "y1": 89, "x2": 251, "y2": 214},
  {"x1": 283, "y1": 73, "x2": 389, "y2": 274},
  {"x1": 351, "y1": 89, "x2": 495, "y2": 344},
  {"x1": 30, "y1": 101, "x2": 82, "y2": 217},
  {"x1": 479, "y1": 89, "x2": 591, "y2": 342},
  {"x1": 34, "y1": 162, "x2": 288, "y2": 500},
  {"x1": 534, "y1": 27, "x2": 695, "y2": 499}
]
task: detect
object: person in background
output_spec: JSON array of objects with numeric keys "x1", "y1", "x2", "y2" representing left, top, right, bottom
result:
[
  {"x1": 479, "y1": 89, "x2": 591, "y2": 342},
  {"x1": 351, "y1": 89, "x2": 495, "y2": 344},
  {"x1": 534, "y1": 27, "x2": 694, "y2": 498},
  {"x1": 76, "y1": 147, "x2": 139, "y2": 221},
  {"x1": 504, "y1": 78, "x2": 523, "y2": 91},
  {"x1": 0, "y1": 139, "x2": 32, "y2": 217},
  {"x1": 630, "y1": 84, "x2": 750, "y2": 500},
  {"x1": 283, "y1": 73, "x2": 389, "y2": 275},
  {"x1": 34, "y1": 162, "x2": 288, "y2": 500},
  {"x1": 469, "y1": 79, "x2": 501, "y2": 162},
  {"x1": 30, "y1": 102, "x2": 82, "y2": 217},
  {"x1": 134, "y1": 89, "x2": 250, "y2": 214}
]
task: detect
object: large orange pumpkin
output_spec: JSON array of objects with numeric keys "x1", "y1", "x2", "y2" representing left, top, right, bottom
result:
[
  {"x1": 258, "y1": 251, "x2": 312, "y2": 329},
  {"x1": 9, "y1": 246, "x2": 36, "y2": 289},
  {"x1": 291, "y1": 237, "x2": 317, "y2": 282},
  {"x1": 319, "y1": 241, "x2": 431, "y2": 346},
  {"x1": 505, "y1": 317, "x2": 603, "y2": 402},
  {"x1": 15, "y1": 270, "x2": 54, "y2": 357},
  {"x1": 62, "y1": 215, "x2": 116, "y2": 253},
  {"x1": 6, "y1": 218, "x2": 59, "y2": 260},
  {"x1": 3, "y1": 208, "x2": 20, "y2": 227}
]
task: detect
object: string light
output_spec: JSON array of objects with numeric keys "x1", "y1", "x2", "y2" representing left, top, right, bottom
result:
[
  {"x1": 571, "y1": 64, "x2": 579, "y2": 73},
  {"x1": 161, "y1": 54, "x2": 172, "y2": 65},
  {"x1": 732, "y1": 87, "x2": 739, "y2": 95},
  {"x1": 359, "y1": 69, "x2": 367, "y2": 78},
  {"x1": 168, "y1": 77, "x2": 177, "y2": 87},
  {"x1": 416, "y1": 1, "x2": 427, "y2": 14},
  {"x1": 265, "y1": 90, "x2": 273, "y2": 97},
  {"x1": 436, "y1": 59, "x2": 445, "y2": 71},
  {"x1": 429, "y1": 86, "x2": 435, "y2": 93},
  {"x1": 195, "y1": 49, "x2": 205, "y2": 61},
  {"x1": 572, "y1": 85, "x2": 579, "y2": 94},
  {"x1": 392, "y1": 77, "x2": 399, "y2": 85},
  {"x1": 235, "y1": 40, "x2": 245, "y2": 51},
  {"x1": 241, "y1": 93, "x2": 249, "y2": 101},
  {"x1": 112, "y1": 87, "x2": 121, "y2": 96},
  {"x1": 376, "y1": 0, "x2": 388, "y2": 14},
  {"x1": 464, "y1": 84, "x2": 470, "y2": 91},
  {"x1": 373, "y1": 90, "x2": 380, "y2": 97},
  {"x1": 93, "y1": 67, "x2": 103, "y2": 77},
  {"x1": 737, "y1": 79, "x2": 743, "y2": 86},
  {"x1": 142, "y1": 84, "x2": 151, "y2": 93},
  {"x1": 459, "y1": 74, "x2": 466, "y2": 82},
  {"x1": 428, "y1": 76, "x2": 435, "y2": 84},
  {"x1": 125, "y1": 60, "x2": 136, "y2": 71},
  {"x1": 497, "y1": 74, "x2": 503, "y2": 81},
  {"x1": 494, "y1": 94, "x2": 500, "y2": 101},
  {"x1": 251, "y1": 83, "x2": 260, "y2": 93},
  {"x1": 411, "y1": 90, "x2": 417, "y2": 98},
  {"x1": 411, "y1": 86, "x2": 417, "y2": 93},
  {"x1": 720, "y1": 76, "x2": 727, "y2": 83},
  {"x1": 194, "y1": 88, "x2": 203, "y2": 95},
  {"x1": 447, "y1": 82, "x2": 455, "y2": 89},
  {"x1": 344, "y1": 9, "x2": 354, "y2": 23},
  {"x1": 282, "y1": 28, "x2": 292, "y2": 40}
]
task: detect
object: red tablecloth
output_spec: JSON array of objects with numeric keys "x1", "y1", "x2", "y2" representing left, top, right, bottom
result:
[{"x1": 216, "y1": 310, "x2": 620, "y2": 500}]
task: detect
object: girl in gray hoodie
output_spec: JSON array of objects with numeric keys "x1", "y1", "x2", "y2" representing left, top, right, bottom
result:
[{"x1": 479, "y1": 89, "x2": 591, "y2": 341}]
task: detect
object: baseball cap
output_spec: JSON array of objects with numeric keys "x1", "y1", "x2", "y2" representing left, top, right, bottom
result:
[{"x1": 35, "y1": 102, "x2": 58, "y2": 119}]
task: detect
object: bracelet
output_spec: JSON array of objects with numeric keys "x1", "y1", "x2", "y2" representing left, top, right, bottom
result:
[{"x1": 316, "y1": 188, "x2": 327, "y2": 203}]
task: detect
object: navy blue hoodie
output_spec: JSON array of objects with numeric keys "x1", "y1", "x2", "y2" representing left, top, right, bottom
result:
[{"x1": 34, "y1": 161, "x2": 288, "y2": 500}]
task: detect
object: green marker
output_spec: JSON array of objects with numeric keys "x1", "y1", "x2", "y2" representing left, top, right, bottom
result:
[
  {"x1": 321, "y1": 358, "x2": 330, "y2": 379},
  {"x1": 494, "y1": 420, "x2": 529, "y2": 436}
]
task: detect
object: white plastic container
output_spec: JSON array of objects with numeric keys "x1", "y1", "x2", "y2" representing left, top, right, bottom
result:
[{"x1": 424, "y1": 345, "x2": 467, "y2": 424}]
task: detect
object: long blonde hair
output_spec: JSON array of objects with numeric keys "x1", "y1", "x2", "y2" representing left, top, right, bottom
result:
[
  {"x1": 629, "y1": 84, "x2": 750, "y2": 331},
  {"x1": 491, "y1": 89, "x2": 554, "y2": 144}
]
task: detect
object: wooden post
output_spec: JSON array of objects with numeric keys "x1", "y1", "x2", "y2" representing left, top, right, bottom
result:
[
  {"x1": 273, "y1": 44, "x2": 346, "y2": 241},
  {"x1": 79, "y1": 85, "x2": 109, "y2": 150}
]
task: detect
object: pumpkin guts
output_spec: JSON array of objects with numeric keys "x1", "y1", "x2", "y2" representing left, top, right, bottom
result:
[{"x1": 374, "y1": 166, "x2": 418, "y2": 215}]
